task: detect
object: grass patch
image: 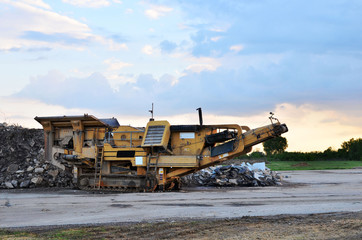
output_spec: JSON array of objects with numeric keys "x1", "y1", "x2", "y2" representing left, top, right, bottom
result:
[
  {"x1": 266, "y1": 160, "x2": 362, "y2": 171},
  {"x1": 46, "y1": 229, "x2": 89, "y2": 239},
  {"x1": 0, "y1": 229, "x2": 36, "y2": 239}
]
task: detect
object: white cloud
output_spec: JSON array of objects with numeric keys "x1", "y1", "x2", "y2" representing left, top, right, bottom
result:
[
  {"x1": 230, "y1": 44, "x2": 244, "y2": 52},
  {"x1": 20, "y1": 0, "x2": 51, "y2": 9},
  {"x1": 0, "y1": 0, "x2": 92, "y2": 51},
  {"x1": 142, "y1": 45, "x2": 153, "y2": 55},
  {"x1": 100, "y1": 38, "x2": 128, "y2": 51},
  {"x1": 104, "y1": 58, "x2": 133, "y2": 71},
  {"x1": 186, "y1": 64, "x2": 218, "y2": 73},
  {"x1": 211, "y1": 36, "x2": 222, "y2": 42},
  {"x1": 113, "y1": 0, "x2": 122, "y2": 4},
  {"x1": 62, "y1": 0, "x2": 110, "y2": 8},
  {"x1": 185, "y1": 57, "x2": 221, "y2": 73},
  {"x1": 0, "y1": 1, "x2": 127, "y2": 51},
  {"x1": 0, "y1": 96, "x2": 95, "y2": 128},
  {"x1": 106, "y1": 74, "x2": 136, "y2": 91},
  {"x1": 103, "y1": 58, "x2": 134, "y2": 90},
  {"x1": 144, "y1": 5, "x2": 173, "y2": 19},
  {"x1": 209, "y1": 25, "x2": 230, "y2": 33}
]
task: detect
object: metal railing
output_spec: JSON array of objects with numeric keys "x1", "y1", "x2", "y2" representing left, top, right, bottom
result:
[{"x1": 104, "y1": 130, "x2": 145, "y2": 148}]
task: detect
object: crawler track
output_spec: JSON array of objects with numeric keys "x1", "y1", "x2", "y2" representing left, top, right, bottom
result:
[{"x1": 77, "y1": 174, "x2": 147, "y2": 193}]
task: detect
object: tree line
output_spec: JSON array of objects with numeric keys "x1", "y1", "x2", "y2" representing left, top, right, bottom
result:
[{"x1": 245, "y1": 137, "x2": 362, "y2": 161}]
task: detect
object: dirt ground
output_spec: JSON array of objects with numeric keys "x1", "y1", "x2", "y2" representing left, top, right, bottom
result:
[{"x1": 1, "y1": 211, "x2": 361, "y2": 239}]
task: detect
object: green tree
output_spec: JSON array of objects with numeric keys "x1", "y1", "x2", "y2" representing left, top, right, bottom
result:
[
  {"x1": 263, "y1": 136, "x2": 288, "y2": 155},
  {"x1": 341, "y1": 138, "x2": 362, "y2": 160}
]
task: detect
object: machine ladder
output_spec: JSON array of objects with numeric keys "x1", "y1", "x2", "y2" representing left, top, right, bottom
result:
[
  {"x1": 94, "y1": 146, "x2": 104, "y2": 189},
  {"x1": 145, "y1": 154, "x2": 159, "y2": 191},
  {"x1": 147, "y1": 154, "x2": 159, "y2": 173}
]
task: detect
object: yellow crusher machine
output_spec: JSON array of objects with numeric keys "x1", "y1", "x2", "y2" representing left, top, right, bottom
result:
[{"x1": 35, "y1": 109, "x2": 288, "y2": 192}]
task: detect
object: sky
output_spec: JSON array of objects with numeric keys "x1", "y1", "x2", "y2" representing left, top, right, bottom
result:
[{"x1": 1, "y1": 0, "x2": 362, "y2": 152}]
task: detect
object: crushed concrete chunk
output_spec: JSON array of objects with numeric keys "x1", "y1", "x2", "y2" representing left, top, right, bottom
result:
[
  {"x1": 31, "y1": 177, "x2": 43, "y2": 185},
  {"x1": 26, "y1": 166, "x2": 34, "y2": 172},
  {"x1": 48, "y1": 170, "x2": 59, "y2": 179},
  {"x1": 7, "y1": 164, "x2": 18, "y2": 173},
  {"x1": 34, "y1": 167, "x2": 44, "y2": 173},
  {"x1": 11, "y1": 180, "x2": 18, "y2": 187},
  {"x1": 5, "y1": 182, "x2": 14, "y2": 189},
  {"x1": 20, "y1": 180, "x2": 30, "y2": 188}
]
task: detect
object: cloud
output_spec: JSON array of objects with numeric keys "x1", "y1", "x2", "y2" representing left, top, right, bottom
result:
[
  {"x1": 156, "y1": 50, "x2": 362, "y2": 116},
  {"x1": 142, "y1": 45, "x2": 154, "y2": 55},
  {"x1": 185, "y1": 57, "x2": 221, "y2": 73},
  {"x1": 144, "y1": 5, "x2": 173, "y2": 19},
  {"x1": 102, "y1": 38, "x2": 128, "y2": 51},
  {"x1": 209, "y1": 26, "x2": 229, "y2": 33},
  {"x1": 62, "y1": 0, "x2": 110, "y2": 8},
  {"x1": 104, "y1": 58, "x2": 133, "y2": 71},
  {"x1": 0, "y1": 96, "x2": 95, "y2": 128},
  {"x1": 103, "y1": 58, "x2": 134, "y2": 90},
  {"x1": 0, "y1": 1, "x2": 126, "y2": 51},
  {"x1": 13, "y1": 71, "x2": 117, "y2": 110},
  {"x1": 22, "y1": 31, "x2": 89, "y2": 45},
  {"x1": 159, "y1": 40, "x2": 177, "y2": 53},
  {"x1": 179, "y1": 1, "x2": 362, "y2": 57},
  {"x1": 106, "y1": 74, "x2": 136, "y2": 91},
  {"x1": 211, "y1": 36, "x2": 222, "y2": 42},
  {"x1": 185, "y1": 64, "x2": 218, "y2": 73},
  {"x1": 0, "y1": 0, "x2": 92, "y2": 51},
  {"x1": 12, "y1": 71, "x2": 172, "y2": 114},
  {"x1": 8, "y1": 68, "x2": 362, "y2": 152},
  {"x1": 230, "y1": 44, "x2": 244, "y2": 52},
  {"x1": 20, "y1": 0, "x2": 51, "y2": 9}
]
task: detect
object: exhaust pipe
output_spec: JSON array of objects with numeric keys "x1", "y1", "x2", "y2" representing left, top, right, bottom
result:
[{"x1": 196, "y1": 107, "x2": 203, "y2": 126}]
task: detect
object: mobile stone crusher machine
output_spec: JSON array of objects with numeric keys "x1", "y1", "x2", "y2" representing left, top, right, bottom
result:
[{"x1": 35, "y1": 109, "x2": 288, "y2": 192}]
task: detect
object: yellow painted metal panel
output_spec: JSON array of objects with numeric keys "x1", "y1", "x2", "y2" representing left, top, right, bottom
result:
[{"x1": 149, "y1": 155, "x2": 198, "y2": 168}]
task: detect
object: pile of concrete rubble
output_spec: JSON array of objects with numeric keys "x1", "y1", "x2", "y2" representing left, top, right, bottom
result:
[
  {"x1": 0, "y1": 123, "x2": 73, "y2": 189},
  {"x1": 182, "y1": 163, "x2": 282, "y2": 187}
]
